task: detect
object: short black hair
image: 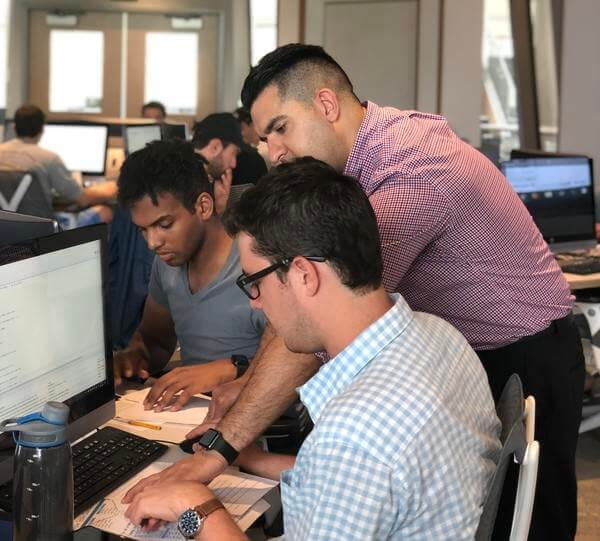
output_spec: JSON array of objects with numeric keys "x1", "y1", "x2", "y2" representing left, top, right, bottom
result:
[
  {"x1": 117, "y1": 138, "x2": 212, "y2": 211},
  {"x1": 142, "y1": 101, "x2": 166, "y2": 117},
  {"x1": 192, "y1": 112, "x2": 244, "y2": 150},
  {"x1": 14, "y1": 105, "x2": 45, "y2": 138},
  {"x1": 223, "y1": 157, "x2": 382, "y2": 291},
  {"x1": 233, "y1": 107, "x2": 252, "y2": 125},
  {"x1": 241, "y1": 43, "x2": 357, "y2": 110}
]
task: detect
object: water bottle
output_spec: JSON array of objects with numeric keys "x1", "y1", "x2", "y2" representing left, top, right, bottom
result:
[{"x1": 0, "y1": 402, "x2": 74, "y2": 540}]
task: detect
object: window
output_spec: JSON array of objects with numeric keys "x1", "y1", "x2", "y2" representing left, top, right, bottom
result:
[
  {"x1": 0, "y1": 0, "x2": 10, "y2": 109},
  {"x1": 249, "y1": 0, "x2": 277, "y2": 66},
  {"x1": 530, "y1": 0, "x2": 559, "y2": 152},
  {"x1": 480, "y1": 0, "x2": 519, "y2": 163},
  {"x1": 49, "y1": 30, "x2": 103, "y2": 113},
  {"x1": 144, "y1": 32, "x2": 198, "y2": 115}
]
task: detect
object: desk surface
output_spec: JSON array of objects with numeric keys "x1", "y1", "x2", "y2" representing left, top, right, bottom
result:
[{"x1": 565, "y1": 272, "x2": 600, "y2": 290}]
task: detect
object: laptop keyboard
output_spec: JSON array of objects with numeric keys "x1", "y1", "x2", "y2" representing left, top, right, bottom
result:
[
  {"x1": 558, "y1": 256, "x2": 600, "y2": 275},
  {"x1": 0, "y1": 426, "x2": 168, "y2": 516}
]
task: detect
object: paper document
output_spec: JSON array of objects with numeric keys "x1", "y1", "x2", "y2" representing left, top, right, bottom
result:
[
  {"x1": 117, "y1": 388, "x2": 210, "y2": 426},
  {"x1": 75, "y1": 462, "x2": 278, "y2": 539}
]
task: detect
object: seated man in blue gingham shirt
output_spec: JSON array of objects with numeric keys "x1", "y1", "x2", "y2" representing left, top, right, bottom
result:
[{"x1": 124, "y1": 158, "x2": 502, "y2": 541}]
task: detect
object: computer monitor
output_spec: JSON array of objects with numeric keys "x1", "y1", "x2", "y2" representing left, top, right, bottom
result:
[
  {"x1": 124, "y1": 124, "x2": 162, "y2": 155},
  {"x1": 161, "y1": 122, "x2": 187, "y2": 141},
  {"x1": 0, "y1": 224, "x2": 114, "y2": 484},
  {"x1": 38, "y1": 122, "x2": 109, "y2": 176},
  {"x1": 501, "y1": 156, "x2": 596, "y2": 251},
  {"x1": 0, "y1": 210, "x2": 58, "y2": 245}
]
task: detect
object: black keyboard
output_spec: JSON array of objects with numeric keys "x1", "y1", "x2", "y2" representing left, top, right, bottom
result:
[
  {"x1": 0, "y1": 426, "x2": 167, "y2": 516},
  {"x1": 558, "y1": 257, "x2": 600, "y2": 275}
]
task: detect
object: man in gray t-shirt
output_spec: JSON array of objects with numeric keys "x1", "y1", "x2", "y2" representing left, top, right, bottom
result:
[
  {"x1": 114, "y1": 138, "x2": 267, "y2": 412},
  {"x1": 0, "y1": 104, "x2": 116, "y2": 222}
]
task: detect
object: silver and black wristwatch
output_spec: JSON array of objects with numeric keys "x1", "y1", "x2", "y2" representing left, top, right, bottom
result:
[{"x1": 177, "y1": 498, "x2": 224, "y2": 538}]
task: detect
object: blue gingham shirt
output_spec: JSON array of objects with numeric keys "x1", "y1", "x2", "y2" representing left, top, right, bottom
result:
[{"x1": 280, "y1": 294, "x2": 501, "y2": 540}]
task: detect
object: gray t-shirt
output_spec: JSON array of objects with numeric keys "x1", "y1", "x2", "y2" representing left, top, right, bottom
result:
[
  {"x1": 149, "y1": 240, "x2": 266, "y2": 365},
  {"x1": 0, "y1": 138, "x2": 83, "y2": 216}
]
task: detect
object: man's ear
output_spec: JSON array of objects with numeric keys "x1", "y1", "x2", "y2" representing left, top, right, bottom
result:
[
  {"x1": 194, "y1": 192, "x2": 214, "y2": 220},
  {"x1": 290, "y1": 257, "x2": 320, "y2": 296},
  {"x1": 314, "y1": 88, "x2": 341, "y2": 123}
]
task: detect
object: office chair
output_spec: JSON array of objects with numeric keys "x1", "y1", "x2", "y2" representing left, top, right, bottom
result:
[
  {"x1": 573, "y1": 296, "x2": 600, "y2": 433},
  {"x1": 475, "y1": 374, "x2": 539, "y2": 541},
  {"x1": 0, "y1": 168, "x2": 52, "y2": 219}
]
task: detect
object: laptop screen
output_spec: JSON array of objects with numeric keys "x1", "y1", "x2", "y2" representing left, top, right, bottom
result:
[{"x1": 502, "y1": 157, "x2": 596, "y2": 251}]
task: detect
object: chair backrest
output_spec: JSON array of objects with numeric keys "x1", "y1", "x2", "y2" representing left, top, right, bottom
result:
[
  {"x1": 0, "y1": 169, "x2": 52, "y2": 218},
  {"x1": 475, "y1": 374, "x2": 526, "y2": 541},
  {"x1": 510, "y1": 396, "x2": 539, "y2": 541}
]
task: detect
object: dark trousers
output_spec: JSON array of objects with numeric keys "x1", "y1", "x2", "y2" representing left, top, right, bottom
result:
[{"x1": 477, "y1": 314, "x2": 585, "y2": 541}]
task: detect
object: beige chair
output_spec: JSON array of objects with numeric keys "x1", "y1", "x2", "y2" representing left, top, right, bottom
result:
[{"x1": 475, "y1": 374, "x2": 539, "y2": 541}]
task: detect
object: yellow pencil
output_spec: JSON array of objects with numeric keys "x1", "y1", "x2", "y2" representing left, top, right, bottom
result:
[{"x1": 114, "y1": 417, "x2": 162, "y2": 431}]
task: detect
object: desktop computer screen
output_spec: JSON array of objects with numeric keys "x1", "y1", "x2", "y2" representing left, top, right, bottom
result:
[
  {"x1": 502, "y1": 156, "x2": 596, "y2": 251},
  {"x1": 161, "y1": 122, "x2": 187, "y2": 141},
  {"x1": 124, "y1": 124, "x2": 162, "y2": 155},
  {"x1": 39, "y1": 123, "x2": 109, "y2": 176},
  {"x1": 0, "y1": 210, "x2": 58, "y2": 245},
  {"x1": 0, "y1": 224, "x2": 114, "y2": 484}
]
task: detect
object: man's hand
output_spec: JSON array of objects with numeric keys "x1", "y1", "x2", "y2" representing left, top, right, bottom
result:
[
  {"x1": 125, "y1": 480, "x2": 216, "y2": 529},
  {"x1": 184, "y1": 377, "x2": 247, "y2": 439},
  {"x1": 122, "y1": 450, "x2": 228, "y2": 504},
  {"x1": 113, "y1": 349, "x2": 151, "y2": 385},
  {"x1": 143, "y1": 360, "x2": 236, "y2": 412},
  {"x1": 214, "y1": 168, "x2": 233, "y2": 216}
]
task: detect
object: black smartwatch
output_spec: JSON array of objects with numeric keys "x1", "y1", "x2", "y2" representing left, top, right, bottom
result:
[
  {"x1": 230, "y1": 354, "x2": 249, "y2": 379},
  {"x1": 197, "y1": 428, "x2": 239, "y2": 464}
]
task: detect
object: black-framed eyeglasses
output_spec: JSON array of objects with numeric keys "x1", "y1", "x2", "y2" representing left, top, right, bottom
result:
[{"x1": 236, "y1": 256, "x2": 326, "y2": 300}]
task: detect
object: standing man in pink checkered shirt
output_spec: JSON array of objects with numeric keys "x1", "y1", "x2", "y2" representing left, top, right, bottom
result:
[{"x1": 124, "y1": 44, "x2": 583, "y2": 541}]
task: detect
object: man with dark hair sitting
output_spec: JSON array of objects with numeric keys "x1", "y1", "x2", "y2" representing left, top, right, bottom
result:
[
  {"x1": 141, "y1": 101, "x2": 167, "y2": 122},
  {"x1": 113, "y1": 139, "x2": 267, "y2": 411},
  {"x1": 0, "y1": 104, "x2": 116, "y2": 224},
  {"x1": 124, "y1": 158, "x2": 500, "y2": 540}
]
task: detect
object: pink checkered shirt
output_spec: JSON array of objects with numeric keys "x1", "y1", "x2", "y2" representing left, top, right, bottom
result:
[{"x1": 345, "y1": 102, "x2": 573, "y2": 350}]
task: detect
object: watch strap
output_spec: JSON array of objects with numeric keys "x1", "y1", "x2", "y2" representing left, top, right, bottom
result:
[
  {"x1": 231, "y1": 354, "x2": 249, "y2": 379},
  {"x1": 194, "y1": 498, "x2": 225, "y2": 519},
  {"x1": 199, "y1": 428, "x2": 239, "y2": 464}
]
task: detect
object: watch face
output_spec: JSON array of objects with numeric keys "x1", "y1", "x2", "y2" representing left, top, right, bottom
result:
[
  {"x1": 178, "y1": 508, "x2": 201, "y2": 538},
  {"x1": 198, "y1": 428, "x2": 219, "y2": 449}
]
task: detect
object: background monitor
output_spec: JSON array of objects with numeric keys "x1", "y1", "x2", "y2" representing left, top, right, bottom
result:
[
  {"x1": 0, "y1": 224, "x2": 114, "y2": 484},
  {"x1": 124, "y1": 124, "x2": 162, "y2": 155},
  {"x1": 39, "y1": 122, "x2": 109, "y2": 176},
  {"x1": 0, "y1": 210, "x2": 58, "y2": 245},
  {"x1": 502, "y1": 156, "x2": 596, "y2": 251},
  {"x1": 161, "y1": 122, "x2": 187, "y2": 141}
]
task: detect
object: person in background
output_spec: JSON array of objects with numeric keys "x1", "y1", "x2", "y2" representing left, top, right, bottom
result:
[
  {"x1": 141, "y1": 101, "x2": 167, "y2": 122},
  {"x1": 192, "y1": 113, "x2": 243, "y2": 215},
  {"x1": 114, "y1": 139, "x2": 267, "y2": 412},
  {"x1": 124, "y1": 158, "x2": 501, "y2": 541},
  {"x1": 233, "y1": 106, "x2": 270, "y2": 168},
  {"x1": 0, "y1": 104, "x2": 116, "y2": 225}
]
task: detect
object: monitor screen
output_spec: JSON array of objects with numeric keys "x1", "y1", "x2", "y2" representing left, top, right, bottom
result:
[
  {"x1": 0, "y1": 210, "x2": 57, "y2": 245},
  {"x1": 0, "y1": 225, "x2": 114, "y2": 484},
  {"x1": 502, "y1": 157, "x2": 596, "y2": 249},
  {"x1": 124, "y1": 124, "x2": 162, "y2": 155},
  {"x1": 38, "y1": 123, "x2": 109, "y2": 176},
  {"x1": 161, "y1": 123, "x2": 187, "y2": 141}
]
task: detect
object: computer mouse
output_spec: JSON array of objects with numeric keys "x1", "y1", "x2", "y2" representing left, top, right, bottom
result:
[{"x1": 179, "y1": 436, "x2": 203, "y2": 454}]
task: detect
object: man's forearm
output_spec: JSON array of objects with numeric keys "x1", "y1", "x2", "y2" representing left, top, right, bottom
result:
[
  {"x1": 127, "y1": 329, "x2": 173, "y2": 373},
  {"x1": 217, "y1": 336, "x2": 320, "y2": 450},
  {"x1": 238, "y1": 445, "x2": 295, "y2": 481}
]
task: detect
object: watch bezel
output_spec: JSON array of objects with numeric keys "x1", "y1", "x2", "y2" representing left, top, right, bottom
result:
[{"x1": 177, "y1": 507, "x2": 202, "y2": 538}]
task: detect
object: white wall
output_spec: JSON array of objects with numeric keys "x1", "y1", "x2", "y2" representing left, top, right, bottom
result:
[
  {"x1": 6, "y1": 0, "x2": 251, "y2": 115},
  {"x1": 559, "y1": 0, "x2": 600, "y2": 211}
]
